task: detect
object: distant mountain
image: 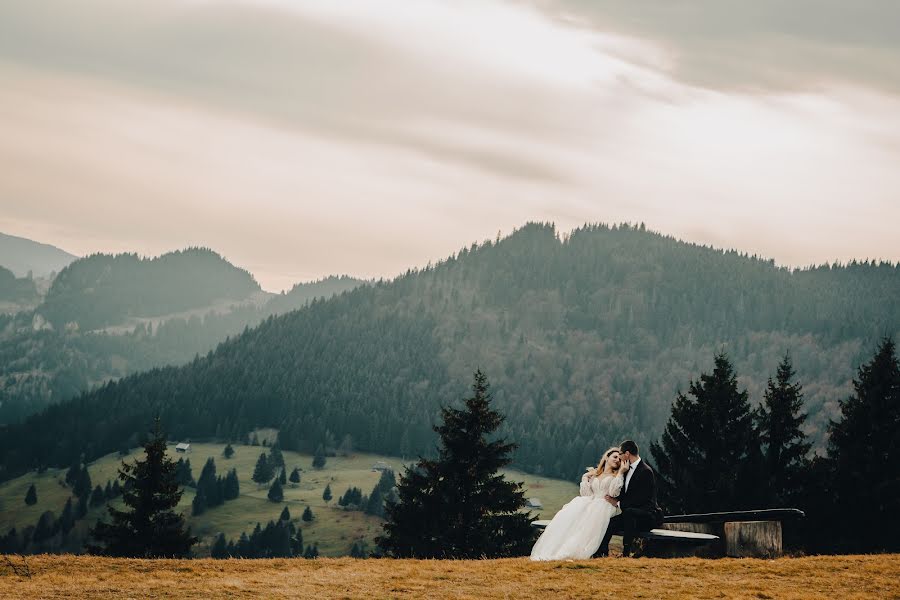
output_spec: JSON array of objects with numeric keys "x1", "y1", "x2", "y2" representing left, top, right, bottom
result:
[
  {"x1": 0, "y1": 223, "x2": 897, "y2": 484},
  {"x1": 0, "y1": 266, "x2": 365, "y2": 423},
  {"x1": 38, "y1": 248, "x2": 261, "y2": 331},
  {"x1": 0, "y1": 232, "x2": 77, "y2": 278}
]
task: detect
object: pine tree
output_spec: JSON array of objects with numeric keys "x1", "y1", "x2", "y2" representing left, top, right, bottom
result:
[
  {"x1": 289, "y1": 467, "x2": 301, "y2": 486},
  {"x1": 292, "y1": 527, "x2": 304, "y2": 556},
  {"x1": 377, "y1": 370, "x2": 535, "y2": 558},
  {"x1": 279, "y1": 506, "x2": 291, "y2": 521},
  {"x1": 65, "y1": 460, "x2": 82, "y2": 487},
  {"x1": 88, "y1": 419, "x2": 197, "y2": 557},
  {"x1": 302, "y1": 506, "x2": 314, "y2": 522},
  {"x1": 322, "y1": 483, "x2": 332, "y2": 503},
  {"x1": 223, "y1": 443, "x2": 235, "y2": 459},
  {"x1": 175, "y1": 458, "x2": 193, "y2": 487},
  {"x1": 24, "y1": 483, "x2": 37, "y2": 505},
  {"x1": 111, "y1": 480, "x2": 122, "y2": 498},
  {"x1": 76, "y1": 494, "x2": 88, "y2": 519},
  {"x1": 269, "y1": 446, "x2": 285, "y2": 470},
  {"x1": 90, "y1": 484, "x2": 106, "y2": 507},
  {"x1": 650, "y1": 352, "x2": 761, "y2": 513},
  {"x1": 74, "y1": 467, "x2": 92, "y2": 499},
  {"x1": 278, "y1": 468, "x2": 287, "y2": 485},
  {"x1": 250, "y1": 433, "x2": 260, "y2": 446},
  {"x1": 268, "y1": 479, "x2": 284, "y2": 503},
  {"x1": 252, "y1": 453, "x2": 273, "y2": 485},
  {"x1": 303, "y1": 543, "x2": 319, "y2": 558},
  {"x1": 827, "y1": 337, "x2": 900, "y2": 552},
  {"x1": 59, "y1": 497, "x2": 75, "y2": 534},
  {"x1": 312, "y1": 445, "x2": 326, "y2": 469},
  {"x1": 33, "y1": 510, "x2": 56, "y2": 543},
  {"x1": 223, "y1": 468, "x2": 240, "y2": 500},
  {"x1": 104, "y1": 480, "x2": 113, "y2": 500},
  {"x1": 754, "y1": 353, "x2": 811, "y2": 507},
  {"x1": 210, "y1": 533, "x2": 228, "y2": 559},
  {"x1": 191, "y1": 488, "x2": 208, "y2": 516}
]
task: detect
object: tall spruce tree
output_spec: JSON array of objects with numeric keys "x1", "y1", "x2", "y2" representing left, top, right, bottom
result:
[
  {"x1": 24, "y1": 483, "x2": 37, "y2": 505},
  {"x1": 252, "y1": 453, "x2": 273, "y2": 485},
  {"x1": 827, "y1": 337, "x2": 900, "y2": 553},
  {"x1": 377, "y1": 370, "x2": 535, "y2": 558},
  {"x1": 312, "y1": 445, "x2": 326, "y2": 469},
  {"x1": 650, "y1": 352, "x2": 761, "y2": 513},
  {"x1": 322, "y1": 483, "x2": 332, "y2": 502},
  {"x1": 223, "y1": 468, "x2": 240, "y2": 500},
  {"x1": 88, "y1": 419, "x2": 197, "y2": 557},
  {"x1": 755, "y1": 353, "x2": 811, "y2": 507},
  {"x1": 268, "y1": 479, "x2": 284, "y2": 503},
  {"x1": 289, "y1": 467, "x2": 301, "y2": 486}
]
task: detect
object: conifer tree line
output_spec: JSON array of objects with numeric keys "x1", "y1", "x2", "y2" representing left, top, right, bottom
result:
[
  {"x1": 2, "y1": 223, "x2": 896, "y2": 492},
  {"x1": 650, "y1": 337, "x2": 900, "y2": 553}
]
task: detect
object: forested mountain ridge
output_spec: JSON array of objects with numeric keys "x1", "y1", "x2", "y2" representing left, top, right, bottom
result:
[
  {"x1": 0, "y1": 232, "x2": 77, "y2": 278},
  {"x1": 38, "y1": 248, "x2": 261, "y2": 331},
  {"x1": 0, "y1": 223, "x2": 896, "y2": 483},
  {"x1": 0, "y1": 274, "x2": 364, "y2": 423}
]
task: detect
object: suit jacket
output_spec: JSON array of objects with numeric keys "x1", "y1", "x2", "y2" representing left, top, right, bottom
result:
[{"x1": 619, "y1": 459, "x2": 663, "y2": 520}]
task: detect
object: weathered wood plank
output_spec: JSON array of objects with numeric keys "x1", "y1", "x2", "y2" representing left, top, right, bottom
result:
[{"x1": 724, "y1": 520, "x2": 783, "y2": 558}]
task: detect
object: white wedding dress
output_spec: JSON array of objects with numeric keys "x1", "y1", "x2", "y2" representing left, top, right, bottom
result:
[{"x1": 530, "y1": 472, "x2": 623, "y2": 561}]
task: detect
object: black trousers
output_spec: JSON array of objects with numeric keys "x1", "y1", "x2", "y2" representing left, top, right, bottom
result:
[{"x1": 597, "y1": 508, "x2": 658, "y2": 556}]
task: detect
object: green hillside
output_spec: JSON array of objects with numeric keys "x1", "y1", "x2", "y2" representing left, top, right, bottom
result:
[
  {"x1": 0, "y1": 275, "x2": 364, "y2": 423},
  {"x1": 0, "y1": 441, "x2": 575, "y2": 557},
  {"x1": 1, "y1": 223, "x2": 897, "y2": 484}
]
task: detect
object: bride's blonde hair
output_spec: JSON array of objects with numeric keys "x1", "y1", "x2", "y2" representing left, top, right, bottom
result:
[{"x1": 595, "y1": 446, "x2": 621, "y2": 477}]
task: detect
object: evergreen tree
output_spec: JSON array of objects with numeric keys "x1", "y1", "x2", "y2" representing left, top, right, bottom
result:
[
  {"x1": 377, "y1": 370, "x2": 535, "y2": 558},
  {"x1": 111, "y1": 480, "x2": 122, "y2": 498},
  {"x1": 252, "y1": 453, "x2": 273, "y2": 485},
  {"x1": 827, "y1": 337, "x2": 900, "y2": 553},
  {"x1": 350, "y1": 541, "x2": 366, "y2": 558},
  {"x1": 75, "y1": 494, "x2": 88, "y2": 519},
  {"x1": 65, "y1": 461, "x2": 82, "y2": 487},
  {"x1": 223, "y1": 443, "x2": 235, "y2": 459},
  {"x1": 90, "y1": 484, "x2": 106, "y2": 508},
  {"x1": 302, "y1": 506, "x2": 314, "y2": 522},
  {"x1": 59, "y1": 497, "x2": 75, "y2": 534},
  {"x1": 754, "y1": 353, "x2": 811, "y2": 507},
  {"x1": 650, "y1": 353, "x2": 761, "y2": 513},
  {"x1": 289, "y1": 467, "x2": 300, "y2": 486},
  {"x1": 24, "y1": 483, "x2": 37, "y2": 505},
  {"x1": 365, "y1": 487, "x2": 384, "y2": 517},
  {"x1": 210, "y1": 533, "x2": 228, "y2": 559},
  {"x1": 279, "y1": 506, "x2": 291, "y2": 521},
  {"x1": 322, "y1": 483, "x2": 332, "y2": 503},
  {"x1": 250, "y1": 433, "x2": 259, "y2": 446},
  {"x1": 88, "y1": 419, "x2": 197, "y2": 557},
  {"x1": 312, "y1": 445, "x2": 326, "y2": 469},
  {"x1": 32, "y1": 510, "x2": 57, "y2": 543},
  {"x1": 269, "y1": 446, "x2": 285, "y2": 470},
  {"x1": 191, "y1": 488, "x2": 207, "y2": 516},
  {"x1": 267, "y1": 479, "x2": 284, "y2": 503},
  {"x1": 223, "y1": 468, "x2": 240, "y2": 500},
  {"x1": 291, "y1": 528, "x2": 303, "y2": 554},
  {"x1": 197, "y1": 458, "x2": 223, "y2": 508},
  {"x1": 74, "y1": 467, "x2": 92, "y2": 499},
  {"x1": 278, "y1": 467, "x2": 287, "y2": 485},
  {"x1": 175, "y1": 458, "x2": 193, "y2": 487},
  {"x1": 104, "y1": 480, "x2": 113, "y2": 500},
  {"x1": 303, "y1": 543, "x2": 319, "y2": 558}
]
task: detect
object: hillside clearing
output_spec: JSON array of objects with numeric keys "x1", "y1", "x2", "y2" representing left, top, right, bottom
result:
[{"x1": 0, "y1": 554, "x2": 896, "y2": 599}]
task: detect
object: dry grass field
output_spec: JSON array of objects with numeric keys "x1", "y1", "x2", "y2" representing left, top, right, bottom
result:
[{"x1": 0, "y1": 554, "x2": 897, "y2": 599}]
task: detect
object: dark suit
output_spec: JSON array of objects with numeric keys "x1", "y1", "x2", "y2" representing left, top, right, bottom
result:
[{"x1": 597, "y1": 458, "x2": 663, "y2": 556}]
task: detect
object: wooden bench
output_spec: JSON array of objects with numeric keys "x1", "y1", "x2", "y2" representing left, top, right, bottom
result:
[
  {"x1": 531, "y1": 520, "x2": 719, "y2": 557},
  {"x1": 532, "y1": 508, "x2": 804, "y2": 558}
]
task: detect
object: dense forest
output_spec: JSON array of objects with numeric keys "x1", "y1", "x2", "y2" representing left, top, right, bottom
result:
[
  {"x1": 0, "y1": 273, "x2": 363, "y2": 422},
  {"x1": 0, "y1": 266, "x2": 38, "y2": 304},
  {"x1": 0, "y1": 223, "x2": 897, "y2": 485}
]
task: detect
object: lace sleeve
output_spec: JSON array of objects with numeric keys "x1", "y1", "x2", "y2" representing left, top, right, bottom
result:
[
  {"x1": 579, "y1": 471, "x2": 594, "y2": 497},
  {"x1": 607, "y1": 474, "x2": 624, "y2": 498}
]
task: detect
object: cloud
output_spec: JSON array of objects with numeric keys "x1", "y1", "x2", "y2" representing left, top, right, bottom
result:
[{"x1": 0, "y1": 0, "x2": 898, "y2": 291}]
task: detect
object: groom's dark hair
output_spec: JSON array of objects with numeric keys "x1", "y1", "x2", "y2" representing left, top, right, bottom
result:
[{"x1": 620, "y1": 440, "x2": 639, "y2": 455}]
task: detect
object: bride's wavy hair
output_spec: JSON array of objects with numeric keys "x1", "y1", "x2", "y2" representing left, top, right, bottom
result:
[{"x1": 595, "y1": 446, "x2": 621, "y2": 476}]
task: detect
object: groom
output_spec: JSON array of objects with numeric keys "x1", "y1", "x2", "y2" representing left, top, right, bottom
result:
[{"x1": 597, "y1": 440, "x2": 663, "y2": 557}]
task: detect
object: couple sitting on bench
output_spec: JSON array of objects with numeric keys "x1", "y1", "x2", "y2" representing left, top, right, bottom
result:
[{"x1": 530, "y1": 440, "x2": 663, "y2": 560}]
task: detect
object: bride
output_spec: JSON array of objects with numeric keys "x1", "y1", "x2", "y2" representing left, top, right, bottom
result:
[{"x1": 530, "y1": 447, "x2": 627, "y2": 560}]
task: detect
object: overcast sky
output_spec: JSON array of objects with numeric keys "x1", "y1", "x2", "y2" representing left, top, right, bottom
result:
[{"x1": 1, "y1": 0, "x2": 898, "y2": 291}]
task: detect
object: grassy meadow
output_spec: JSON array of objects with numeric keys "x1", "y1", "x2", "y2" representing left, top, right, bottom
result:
[
  {"x1": 0, "y1": 554, "x2": 897, "y2": 599},
  {"x1": 0, "y1": 437, "x2": 577, "y2": 557}
]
